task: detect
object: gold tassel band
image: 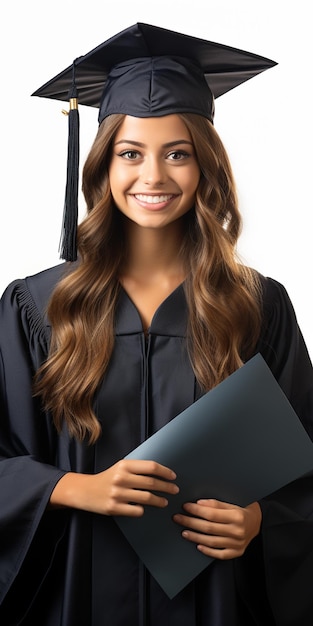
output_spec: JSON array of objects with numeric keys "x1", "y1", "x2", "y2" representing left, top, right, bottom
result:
[
  {"x1": 61, "y1": 98, "x2": 78, "y2": 115},
  {"x1": 70, "y1": 97, "x2": 78, "y2": 110}
]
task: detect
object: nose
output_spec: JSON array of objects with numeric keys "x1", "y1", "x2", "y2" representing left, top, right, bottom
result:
[{"x1": 141, "y1": 155, "x2": 167, "y2": 186}]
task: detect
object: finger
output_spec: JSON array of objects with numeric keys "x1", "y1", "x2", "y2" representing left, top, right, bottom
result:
[
  {"x1": 181, "y1": 501, "x2": 238, "y2": 524},
  {"x1": 105, "y1": 488, "x2": 169, "y2": 516},
  {"x1": 123, "y1": 459, "x2": 177, "y2": 480},
  {"x1": 173, "y1": 513, "x2": 227, "y2": 537},
  {"x1": 116, "y1": 487, "x2": 170, "y2": 508},
  {"x1": 180, "y1": 529, "x2": 245, "y2": 559},
  {"x1": 113, "y1": 502, "x2": 145, "y2": 517},
  {"x1": 181, "y1": 529, "x2": 241, "y2": 549},
  {"x1": 173, "y1": 507, "x2": 247, "y2": 540},
  {"x1": 113, "y1": 470, "x2": 179, "y2": 496},
  {"x1": 197, "y1": 499, "x2": 234, "y2": 509},
  {"x1": 197, "y1": 543, "x2": 239, "y2": 560},
  {"x1": 197, "y1": 541, "x2": 245, "y2": 560},
  {"x1": 131, "y1": 474, "x2": 179, "y2": 495}
]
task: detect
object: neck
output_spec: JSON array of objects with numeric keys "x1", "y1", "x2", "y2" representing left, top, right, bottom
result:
[{"x1": 120, "y1": 217, "x2": 186, "y2": 283}]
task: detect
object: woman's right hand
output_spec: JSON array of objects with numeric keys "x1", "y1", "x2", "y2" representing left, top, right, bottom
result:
[{"x1": 49, "y1": 459, "x2": 179, "y2": 517}]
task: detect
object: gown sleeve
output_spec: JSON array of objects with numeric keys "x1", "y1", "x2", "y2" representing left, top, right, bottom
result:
[
  {"x1": 0, "y1": 277, "x2": 67, "y2": 610},
  {"x1": 237, "y1": 277, "x2": 313, "y2": 625}
]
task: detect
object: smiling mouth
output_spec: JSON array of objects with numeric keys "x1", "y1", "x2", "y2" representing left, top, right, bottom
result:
[{"x1": 134, "y1": 194, "x2": 176, "y2": 204}]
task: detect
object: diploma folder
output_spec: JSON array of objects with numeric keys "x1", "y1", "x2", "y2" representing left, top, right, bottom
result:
[{"x1": 115, "y1": 353, "x2": 313, "y2": 598}]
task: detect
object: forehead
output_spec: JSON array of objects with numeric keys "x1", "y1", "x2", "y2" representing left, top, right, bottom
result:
[{"x1": 114, "y1": 114, "x2": 193, "y2": 143}]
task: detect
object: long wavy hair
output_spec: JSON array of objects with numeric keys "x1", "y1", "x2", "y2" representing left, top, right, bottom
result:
[{"x1": 34, "y1": 113, "x2": 262, "y2": 443}]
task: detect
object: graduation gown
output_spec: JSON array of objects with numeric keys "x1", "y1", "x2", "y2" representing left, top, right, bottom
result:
[{"x1": 1, "y1": 263, "x2": 313, "y2": 626}]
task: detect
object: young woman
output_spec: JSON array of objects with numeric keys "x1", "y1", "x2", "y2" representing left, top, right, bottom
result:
[{"x1": 1, "y1": 23, "x2": 313, "y2": 626}]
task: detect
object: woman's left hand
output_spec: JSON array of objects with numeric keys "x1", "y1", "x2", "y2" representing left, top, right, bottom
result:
[{"x1": 173, "y1": 499, "x2": 262, "y2": 560}]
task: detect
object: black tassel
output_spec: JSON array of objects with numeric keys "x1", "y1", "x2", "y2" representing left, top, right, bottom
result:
[{"x1": 59, "y1": 63, "x2": 80, "y2": 262}]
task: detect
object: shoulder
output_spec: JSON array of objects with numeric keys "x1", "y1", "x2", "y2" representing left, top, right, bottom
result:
[
  {"x1": 255, "y1": 273, "x2": 313, "y2": 404},
  {"x1": 0, "y1": 263, "x2": 75, "y2": 350},
  {"x1": 22, "y1": 263, "x2": 72, "y2": 315},
  {"x1": 257, "y1": 273, "x2": 297, "y2": 323},
  {"x1": 1, "y1": 263, "x2": 73, "y2": 315},
  {"x1": 258, "y1": 272, "x2": 290, "y2": 300}
]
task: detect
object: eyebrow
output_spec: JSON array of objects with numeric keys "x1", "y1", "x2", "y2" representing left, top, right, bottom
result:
[{"x1": 114, "y1": 139, "x2": 194, "y2": 148}]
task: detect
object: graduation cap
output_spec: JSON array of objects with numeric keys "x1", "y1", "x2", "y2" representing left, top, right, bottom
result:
[{"x1": 32, "y1": 22, "x2": 277, "y2": 261}]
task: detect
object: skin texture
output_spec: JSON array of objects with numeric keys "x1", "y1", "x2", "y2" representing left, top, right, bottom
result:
[
  {"x1": 51, "y1": 460, "x2": 179, "y2": 516},
  {"x1": 50, "y1": 114, "x2": 262, "y2": 560},
  {"x1": 173, "y1": 499, "x2": 262, "y2": 559},
  {"x1": 109, "y1": 114, "x2": 201, "y2": 231}
]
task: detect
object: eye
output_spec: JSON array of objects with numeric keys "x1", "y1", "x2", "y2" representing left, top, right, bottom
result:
[
  {"x1": 167, "y1": 150, "x2": 191, "y2": 161},
  {"x1": 118, "y1": 150, "x2": 141, "y2": 160}
]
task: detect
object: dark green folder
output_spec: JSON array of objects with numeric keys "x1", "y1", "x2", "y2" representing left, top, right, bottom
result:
[{"x1": 115, "y1": 353, "x2": 313, "y2": 598}]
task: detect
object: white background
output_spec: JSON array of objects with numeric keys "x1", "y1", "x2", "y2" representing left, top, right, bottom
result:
[{"x1": 1, "y1": 0, "x2": 312, "y2": 358}]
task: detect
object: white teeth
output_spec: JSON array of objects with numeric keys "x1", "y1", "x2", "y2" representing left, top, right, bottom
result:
[{"x1": 135, "y1": 194, "x2": 173, "y2": 204}]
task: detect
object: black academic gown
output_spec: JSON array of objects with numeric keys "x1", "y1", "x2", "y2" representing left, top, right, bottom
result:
[{"x1": 1, "y1": 263, "x2": 313, "y2": 626}]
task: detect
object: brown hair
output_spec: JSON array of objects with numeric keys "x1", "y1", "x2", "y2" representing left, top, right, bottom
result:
[{"x1": 34, "y1": 113, "x2": 262, "y2": 442}]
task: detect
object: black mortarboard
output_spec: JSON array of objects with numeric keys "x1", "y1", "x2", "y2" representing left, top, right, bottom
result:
[{"x1": 32, "y1": 23, "x2": 277, "y2": 261}]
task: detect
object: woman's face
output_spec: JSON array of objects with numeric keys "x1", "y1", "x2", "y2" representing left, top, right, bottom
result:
[{"x1": 108, "y1": 114, "x2": 200, "y2": 230}]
